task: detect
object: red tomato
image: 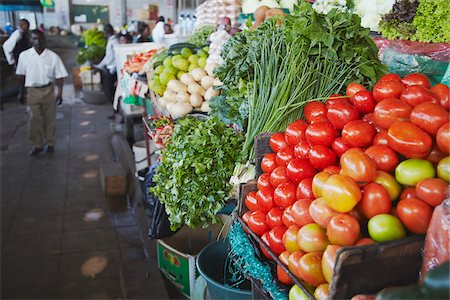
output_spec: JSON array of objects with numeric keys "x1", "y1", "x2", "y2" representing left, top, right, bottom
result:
[
  {"x1": 298, "y1": 252, "x2": 327, "y2": 287},
  {"x1": 304, "y1": 101, "x2": 328, "y2": 124},
  {"x1": 312, "y1": 172, "x2": 332, "y2": 198},
  {"x1": 282, "y1": 205, "x2": 296, "y2": 227},
  {"x1": 270, "y1": 166, "x2": 290, "y2": 187},
  {"x1": 308, "y1": 145, "x2": 338, "y2": 170},
  {"x1": 365, "y1": 145, "x2": 399, "y2": 173},
  {"x1": 274, "y1": 182, "x2": 297, "y2": 208},
  {"x1": 379, "y1": 73, "x2": 402, "y2": 82},
  {"x1": 373, "y1": 131, "x2": 389, "y2": 146},
  {"x1": 372, "y1": 80, "x2": 405, "y2": 103},
  {"x1": 248, "y1": 210, "x2": 270, "y2": 236},
  {"x1": 427, "y1": 144, "x2": 447, "y2": 165},
  {"x1": 270, "y1": 132, "x2": 288, "y2": 152},
  {"x1": 256, "y1": 187, "x2": 275, "y2": 212},
  {"x1": 402, "y1": 73, "x2": 431, "y2": 89},
  {"x1": 266, "y1": 207, "x2": 284, "y2": 228},
  {"x1": 430, "y1": 83, "x2": 450, "y2": 110},
  {"x1": 257, "y1": 173, "x2": 272, "y2": 190},
  {"x1": 359, "y1": 182, "x2": 392, "y2": 219},
  {"x1": 276, "y1": 147, "x2": 295, "y2": 166},
  {"x1": 285, "y1": 119, "x2": 309, "y2": 146},
  {"x1": 361, "y1": 113, "x2": 375, "y2": 126},
  {"x1": 305, "y1": 122, "x2": 339, "y2": 147},
  {"x1": 268, "y1": 226, "x2": 287, "y2": 255},
  {"x1": 346, "y1": 82, "x2": 366, "y2": 98},
  {"x1": 260, "y1": 231, "x2": 272, "y2": 258},
  {"x1": 351, "y1": 90, "x2": 376, "y2": 114},
  {"x1": 323, "y1": 165, "x2": 340, "y2": 174},
  {"x1": 326, "y1": 94, "x2": 350, "y2": 110},
  {"x1": 410, "y1": 102, "x2": 448, "y2": 136},
  {"x1": 286, "y1": 158, "x2": 317, "y2": 184},
  {"x1": 436, "y1": 123, "x2": 450, "y2": 154},
  {"x1": 291, "y1": 199, "x2": 314, "y2": 227},
  {"x1": 355, "y1": 238, "x2": 375, "y2": 246},
  {"x1": 397, "y1": 198, "x2": 433, "y2": 234},
  {"x1": 261, "y1": 153, "x2": 277, "y2": 173},
  {"x1": 342, "y1": 120, "x2": 376, "y2": 148},
  {"x1": 387, "y1": 121, "x2": 432, "y2": 158},
  {"x1": 415, "y1": 178, "x2": 449, "y2": 207},
  {"x1": 373, "y1": 98, "x2": 412, "y2": 130},
  {"x1": 296, "y1": 178, "x2": 314, "y2": 200},
  {"x1": 283, "y1": 224, "x2": 301, "y2": 252},
  {"x1": 400, "y1": 86, "x2": 439, "y2": 107},
  {"x1": 294, "y1": 139, "x2": 311, "y2": 159},
  {"x1": 242, "y1": 211, "x2": 252, "y2": 224},
  {"x1": 340, "y1": 148, "x2": 377, "y2": 185},
  {"x1": 245, "y1": 191, "x2": 259, "y2": 212},
  {"x1": 332, "y1": 137, "x2": 352, "y2": 157},
  {"x1": 400, "y1": 187, "x2": 416, "y2": 200},
  {"x1": 288, "y1": 251, "x2": 305, "y2": 279},
  {"x1": 327, "y1": 214, "x2": 360, "y2": 246},
  {"x1": 326, "y1": 102, "x2": 360, "y2": 130},
  {"x1": 277, "y1": 251, "x2": 294, "y2": 285},
  {"x1": 309, "y1": 197, "x2": 339, "y2": 228}
]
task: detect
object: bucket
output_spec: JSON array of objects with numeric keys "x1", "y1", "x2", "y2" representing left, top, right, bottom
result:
[
  {"x1": 196, "y1": 239, "x2": 252, "y2": 300},
  {"x1": 132, "y1": 141, "x2": 149, "y2": 171}
]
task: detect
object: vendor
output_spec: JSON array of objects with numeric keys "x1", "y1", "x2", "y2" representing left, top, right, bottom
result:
[
  {"x1": 119, "y1": 32, "x2": 133, "y2": 44},
  {"x1": 136, "y1": 22, "x2": 150, "y2": 43},
  {"x1": 152, "y1": 16, "x2": 166, "y2": 45}
]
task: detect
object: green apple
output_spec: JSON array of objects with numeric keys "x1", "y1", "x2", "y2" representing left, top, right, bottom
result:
[
  {"x1": 437, "y1": 156, "x2": 450, "y2": 182},
  {"x1": 368, "y1": 214, "x2": 406, "y2": 242},
  {"x1": 395, "y1": 159, "x2": 435, "y2": 186}
]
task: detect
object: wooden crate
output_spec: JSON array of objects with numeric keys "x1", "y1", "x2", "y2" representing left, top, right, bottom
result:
[{"x1": 100, "y1": 162, "x2": 127, "y2": 197}]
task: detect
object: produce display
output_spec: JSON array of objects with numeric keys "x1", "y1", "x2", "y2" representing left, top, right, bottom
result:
[
  {"x1": 124, "y1": 49, "x2": 157, "y2": 74},
  {"x1": 145, "y1": 116, "x2": 174, "y2": 150},
  {"x1": 241, "y1": 73, "x2": 449, "y2": 297},
  {"x1": 188, "y1": 25, "x2": 215, "y2": 47},
  {"x1": 76, "y1": 28, "x2": 107, "y2": 65},
  {"x1": 241, "y1": 0, "x2": 299, "y2": 14},
  {"x1": 195, "y1": 0, "x2": 242, "y2": 28}
]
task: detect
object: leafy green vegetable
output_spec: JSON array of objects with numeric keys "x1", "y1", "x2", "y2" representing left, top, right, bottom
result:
[
  {"x1": 76, "y1": 28, "x2": 107, "y2": 65},
  {"x1": 379, "y1": 0, "x2": 419, "y2": 41},
  {"x1": 151, "y1": 117, "x2": 243, "y2": 230},
  {"x1": 188, "y1": 25, "x2": 215, "y2": 47},
  {"x1": 413, "y1": 0, "x2": 450, "y2": 43}
]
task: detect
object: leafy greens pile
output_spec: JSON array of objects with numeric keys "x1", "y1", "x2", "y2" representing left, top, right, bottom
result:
[
  {"x1": 151, "y1": 117, "x2": 243, "y2": 230},
  {"x1": 188, "y1": 25, "x2": 215, "y2": 47},
  {"x1": 76, "y1": 29, "x2": 107, "y2": 65}
]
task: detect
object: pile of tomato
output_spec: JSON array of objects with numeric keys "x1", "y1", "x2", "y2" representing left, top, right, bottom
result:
[
  {"x1": 124, "y1": 49, "x2": 157, "y2": 73},
  {"x1": 241, "y1": 73, "x2": 449, "y2": 299}
]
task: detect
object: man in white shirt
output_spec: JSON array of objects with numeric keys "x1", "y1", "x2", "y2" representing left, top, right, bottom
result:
[
  {"x1": 152, "y1": 16, "x2": 166, "y2": 45},
  {"x1": 16, "y1": 30, "x2": 68, "y2": 156},
  {"x1": 2, "y1": 19, "x2": 31, "y2": 66}
]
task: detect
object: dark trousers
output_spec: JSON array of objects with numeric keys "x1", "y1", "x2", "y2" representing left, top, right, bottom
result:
[{"x1": 101, "y1": 69, "x2": 117, "y2": 104}]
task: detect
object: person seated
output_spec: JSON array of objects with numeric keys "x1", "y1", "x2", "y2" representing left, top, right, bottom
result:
[{"x1": 136, "y1": 22, "x2": 150, "y2": 43}]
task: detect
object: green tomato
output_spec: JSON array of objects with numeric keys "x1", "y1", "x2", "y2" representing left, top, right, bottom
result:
[
  {"x1": 159, "y1": 72, "x2": 175, "y2": 85},
  {"x1": 154, "y1": 65, "x2": 164, "y2": 74},
  {"x1": 395, "y1": 159, "x2": 436, "y2": 186},
  {"x1": 368, "y1": 214, "x2": 406, "y2": 242},
  {"x1": 176, "y1": 71, "x2": 186, "y2": 80},
  {"x1": 289, "y1": 285, "x2": 310, "y2": 300},
  {"x1": 181, "y1": 47, "x2": 193, "y2": 58},
  {"x1": 188, "y1": 54, "x2": 199, "y2": 64},
  {"x1": 437, "y1": 156, "x2": 450, "y2": 182},
  {"x1": 188, "y1": 64, "x2": 199, "y2": 72},
  {"x1": 198, "y1": 57, "x2": 207, "y2": 69},
  {"x1": 197, "y1": 49, "x2": 208, "y2": 58},
  {"x1": 163, "y1": 57, "x2": 173, "y2": 68}
]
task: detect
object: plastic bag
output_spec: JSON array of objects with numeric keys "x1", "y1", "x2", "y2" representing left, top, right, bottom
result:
[
  {"x1": 374, "y1": 38, "x2": 450, "y2": 85},
  {"x1": 140, "y1": 163, "x2": 178, "y2": 239}
]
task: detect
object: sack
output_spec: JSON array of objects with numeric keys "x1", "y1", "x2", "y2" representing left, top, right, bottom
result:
[{"x1": 140, "y1": 163, "x2": 178, "y2": 239}]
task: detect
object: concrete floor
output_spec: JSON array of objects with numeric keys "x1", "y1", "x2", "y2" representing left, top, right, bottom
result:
[{"x1": 0, "y1": 45, "x2": 174, "y2": 299}]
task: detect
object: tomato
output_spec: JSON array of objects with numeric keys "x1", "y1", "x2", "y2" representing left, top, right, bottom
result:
[
  {"x1": 322, "y1": 174, "x2": 362, "y2": 213},
  {"x1": 242, "y1": 211, "x2": 252, "y2": 224},
  {"x1": 368, "y1": 214, "x2": 406, "y2": 242},
  {"x1": 297, "y1": 223, "x2": 329, "y2": 253},
  {"x1": 415, "y1": 178, "x2": 449, "y2": 207},
  {"x1": 266, "y1": 207, "x2": 284, "y2": 228},
  {"x1": 351, "y1": 90, "x2": 376, "y2": 114},
  {"x1": 260, "y1": 231, "x2": 272, "y2": 258},
  {"x1": 332, "y1": 137, "x2": 352, "y2": 157},
  {"x1": 308, "y1": 145, "x2": 338, "y2": 170},
  {"x1": 277, "y1": 251, "x2": 294, "y2": 285},
  {"x1": 322, "y1": 245, "x2": 342, "y2": 283},
  {"x1": 355, "y1": 238, "x2": 375, "y2": 246},
  {"x1": 400, "y1": 187, "x2": 417, "y2": 200},
  {"x1": 274, "y1": 182, "x2": 297, "y2": 208},
  {"x1": 430, "y1": 83, "x2": 450, "y2": 110},
  {"x1": 427, "y1": 144, "x2": 447, "y2": 164},
  {"x1": 312, "y1": 172, "x2": 332, "y2": 198},
  {"x1": 373, "y1": 98, "x2": 412, "y2": 130},
  {"x1": 379, "y1": 73, "x2": 402, "y2": 82},
  {"x1": 327, "y1": 214, "x2": 360, "y2": 246},
  {"x1": 373, "y1": 131, "x2": 389, "y2": 146},
  {"x1": 298, "y1": 252, "x2": 327, "y2": 287},
  {"x1": 374, "y1": 170, "x2": 402, "y2": 200},
  {"x1": 294, "y1": 139, "x2": 311, "y2": 160},
  {"x1": 304, "y1": 101, "x2": 328, "y2": 124},
  {"x1": 245, "y1": 191, "x2": 259, "y2": 212},
  {"x1": 401, "y1": 73, "x2": 431, "y2": 89},
  {"x1": 410, "y1": 102, "x2": 448, "y2": 136},
  {"x1": 326, "y1": 102, "x2": 360, "y2": 130},
  {"x1": 365, "y1": 145, "x2": 399, "y2": 173},
  {"x1": 359, "y1": 182, "x2": 392, "y2": 219},
  {"x1": 276, "y1": 146, "x2": 295, "y2": 166},
  {"x1": 296, "y1": 177, "x2": 314, "y2": 200},
  {"x1": 248, "y1": 210, "x2": 270, "y2": 236},
  {"x1": 388, "y1": 121, "x2": 432, "y2": 158},
  {"x1": 372, "y1": 80, "x2": 405, "y2": 103},
  {"x1": 268, "y1": 226, "x2": 287, "y2": 255},
  {"x1": 326, "y1": 94, "x2": 350, "y2": 110},
  {"x1": 261, "y1": 153, "x2": 277, "y2": 173},
  {"x1": 346, "y1": 82, "x2": 366, "y2": 98},
  {"x1": 315, "y1": 284, "x2": 329, "y2": 300},
  {"x1": 436, "y1": 123, "x2": 450, "y2": 154},
  {"x1": 362, "y1": 113, "x2": 375, "y2": 126},
  {"x1": 283, "y1": 225, "x2": 301, "y2": 252},
  {"x1": 400, "y1": 85, "x2": 439, "y2": 107},
  {"x1": 305, "y1": 122, "x2": 339, "y2": 147},
  {"x1": 288, "y1": 251, "x2": 305, "y2": 279},
  {"x1": 270, "y1": 166, "x2": 290, "y2": 187},
  {"x1": 323, "y1": 165, "x2": 340, "y2": 174},
  {"x1": 309, "y1": 197, "x2": 339, "y2": 228},
  {"x1": 342, "y1": 120, "x2": 376, "y2": 148},
  {"x1": 256, "y1": 187, "x2": 275, "y2": 212},
  {"x1": 340, "y1": 148, "x2": 377, "y2": 185},
  {"x1": 282, "y1": 205, "x2": 297, "y2": 228},
  {"x1": 291, "y1": 199, "x2": 314, "y2": 227},
  {"x1": 285, "y1": 119, "x2": 309, "y2": 146},
  {"x1": 397, "y1": 198, "x2": 432, "y2": 234},
  {"x1": 257, "y1": 173, "x2": 271, "y2": 190},
  {"x1": 286, "y1": 158, "x2": 317, "y2": 184},
  {"x1": 395, "y1": 159, "x2": 435, "y2": 186},
  {"x1": 270, "y1": 132, "x2": 288, "y2": 152}
]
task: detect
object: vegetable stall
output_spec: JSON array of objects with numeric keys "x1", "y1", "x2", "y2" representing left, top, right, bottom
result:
[{"x1": 123, "y1": 0, "x2": 450, "y2": 299}]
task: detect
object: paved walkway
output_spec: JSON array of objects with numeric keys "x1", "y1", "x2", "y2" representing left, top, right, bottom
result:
[{"x1": 1, "y1": 51, "x2": 170, "y2": 298}]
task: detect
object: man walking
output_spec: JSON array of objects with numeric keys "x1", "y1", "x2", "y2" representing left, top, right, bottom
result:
[{"x1": 16, "y1": 30, "x2": 68, "y2": 156}]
